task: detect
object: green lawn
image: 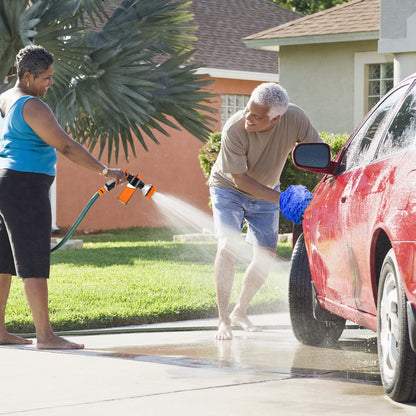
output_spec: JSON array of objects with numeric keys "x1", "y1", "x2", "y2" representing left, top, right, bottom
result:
[{"x1": 6, "y1": 227, "x2": 292, "y2": 334}]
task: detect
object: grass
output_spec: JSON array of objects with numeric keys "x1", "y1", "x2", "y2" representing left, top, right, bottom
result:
[{"x1": 6, "y1": 227, "x2": 292, "y2": 334}]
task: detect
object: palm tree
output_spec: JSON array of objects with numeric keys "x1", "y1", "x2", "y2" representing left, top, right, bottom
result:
[{"x1": 0, "y1": 0, "x2": 216, "y2": 162}]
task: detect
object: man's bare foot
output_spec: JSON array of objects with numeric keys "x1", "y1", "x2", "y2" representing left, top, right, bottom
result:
[
  {"x1": 0, "y1": 331, "x2": 33, "y2": 345},
  {"x1": 230, "y1": 312, "x2": 261, "y2": 332},
  {"x1": 36, "y1": 333, "x2": 84, "y2": 350},
  {"x1": 215, "y1": 322, "x2": 233, "y2": 340}
]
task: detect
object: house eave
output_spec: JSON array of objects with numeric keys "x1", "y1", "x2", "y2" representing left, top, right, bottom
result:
[
  {"x1": 195, "y1": 68, "x2": 279, "y2": 82},
  {"x1": 244, "y1": 30, "x2": 379, "y2": 51}
]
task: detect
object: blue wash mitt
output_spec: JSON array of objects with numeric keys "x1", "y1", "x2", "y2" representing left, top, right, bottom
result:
[{"x1": 279, "y1": 185, "x2": 314, "y2": 225}]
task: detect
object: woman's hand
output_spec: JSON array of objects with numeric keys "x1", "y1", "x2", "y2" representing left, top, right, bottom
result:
[{"x1": 102, "y1": 168, "x2": 127, "y2": 186}]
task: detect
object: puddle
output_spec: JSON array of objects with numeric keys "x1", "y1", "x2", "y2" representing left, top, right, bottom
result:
[
  {"x1": 290, "y1": 366, "x2": 381, "y2": 384},
  {"x1": 95, "y1": 329, "x2": 381, "y2": 385}
]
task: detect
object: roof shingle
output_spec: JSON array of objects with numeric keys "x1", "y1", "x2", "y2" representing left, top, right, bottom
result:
[
  {"x1": 188, "y1": 0, "x2": 301, "y2": 73},
  {"x1": 94, "y1": 0, "x2": 301, "y2": 74},
  {"x1": 245, "y1": 0, "x2": 379, "y2": 41}
]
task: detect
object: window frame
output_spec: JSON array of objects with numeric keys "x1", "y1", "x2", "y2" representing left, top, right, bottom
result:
[
  {"x1": 367, "y1": 62, "x2": 394, "y2": 111},
  {"x1": 376, "y1": 80, "x2": 416, "y2": 160},
  {"x1": 221, "y1": 94, "x2": 250, "y2": 127},
  {"x1": 354, "y1": 52, "x2": 394, "y2": 126},
  {"x1": 337, "y1": 83, "x2": 411, "y2": 174}
]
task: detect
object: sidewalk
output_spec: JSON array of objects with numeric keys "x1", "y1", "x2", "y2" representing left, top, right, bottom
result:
[{"x1": 1, "y1": 312, "x2": 415, "y2": 416}]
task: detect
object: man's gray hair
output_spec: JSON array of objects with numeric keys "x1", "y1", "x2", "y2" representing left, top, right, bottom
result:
[{"x1": 250, "y1": 83, "x2": 289, "y2": 118}]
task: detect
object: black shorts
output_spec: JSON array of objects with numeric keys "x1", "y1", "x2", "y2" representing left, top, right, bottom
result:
[{"x1": 0, "y1": 169, "x2": 54, "y2": 278}]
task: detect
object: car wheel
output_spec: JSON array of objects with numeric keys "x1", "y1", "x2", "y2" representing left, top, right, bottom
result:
[
  {"x1": 289, "y1": 233, "x2": 345, "y2": 346},
  {"x1": 377, "y1": 248, "x2": 416, "y2": 402}
]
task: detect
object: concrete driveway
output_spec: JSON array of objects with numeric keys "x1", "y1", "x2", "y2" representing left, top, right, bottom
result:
[{"x1": 1, "y1": 312, "x2": 415, "y2": 415}]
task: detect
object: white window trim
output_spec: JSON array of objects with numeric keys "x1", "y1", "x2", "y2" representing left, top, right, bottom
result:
[
  {"x1": 195, "y1": 68, "x2": 279, "y2": 82},
  {"x1": 354, "y1": 52, "x2": 394, "y2": 126}
]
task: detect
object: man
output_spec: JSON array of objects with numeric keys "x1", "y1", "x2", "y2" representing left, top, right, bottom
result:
[{"x1": 209, "y1": 82, "x2": 322, "y2": 340}]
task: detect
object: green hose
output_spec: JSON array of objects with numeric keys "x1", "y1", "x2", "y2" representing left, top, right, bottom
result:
[{"x1": 51, "y1": 180, "x2": 115, "y2": 253}]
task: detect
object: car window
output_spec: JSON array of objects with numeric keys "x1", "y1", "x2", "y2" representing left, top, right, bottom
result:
[
  {"x1": 377, "y1": 83, "x2": 416, "y2": 158},
  {"x1": 338, "y1": 86, "x2": 407, "y2": 173}
]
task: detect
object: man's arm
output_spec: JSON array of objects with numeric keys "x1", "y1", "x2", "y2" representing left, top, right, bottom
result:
[{"x1": 231, "y1": 173, "x2": 280, "y2": 204}]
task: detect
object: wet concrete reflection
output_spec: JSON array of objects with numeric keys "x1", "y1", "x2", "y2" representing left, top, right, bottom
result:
[
  {"x1": 98, "y1": 326, "x2": 381, "y2": 385},
  {"x1": 291, "y1": 338, "x2": 380, "y2": 384}
]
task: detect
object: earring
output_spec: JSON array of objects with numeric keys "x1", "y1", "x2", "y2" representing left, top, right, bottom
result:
[{"x1": 26, "y1": 80, "x2": 29, "y2": 88}]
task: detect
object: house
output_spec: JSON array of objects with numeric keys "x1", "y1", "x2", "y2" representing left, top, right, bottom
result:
[
  {"x1": 54, "y1": 0, "x2": 301, "y2": 232},
  {"x1": 244, "y1": 0, "x2": 416, "y2": 135}
]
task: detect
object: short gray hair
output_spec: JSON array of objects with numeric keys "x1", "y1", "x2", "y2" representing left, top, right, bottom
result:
[
  {"x1": 250, "y1": 83, "x2": 289, "y2": 118},
  {"x1": 16, "y1": 45, "x2": 54, "y2": 79}
]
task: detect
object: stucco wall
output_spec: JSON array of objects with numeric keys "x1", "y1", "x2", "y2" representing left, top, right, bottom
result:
[
  {"x1": 278, "y1": 40, "x2": 378, "y2": 135},
  {"x1": 56, "y1": 77, "x2": 262, "y2": 231},
  {"x1": 380, "y1": 0, "x2": 415, "y2": 40}
]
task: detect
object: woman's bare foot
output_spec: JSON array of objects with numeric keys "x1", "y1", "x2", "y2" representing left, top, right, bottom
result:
[
  {"x1": 215, "y1": 321, "x2": 233, "y2": 340},
  {"x1": 230, "y1": 312, "x2": 261, "y2": 332},
  {"x1": 0, "y1": 331, "x2": 33, "y2": 345},
  {"x1": 36, "y1": 333, "x2": 84, "y2": 350}
]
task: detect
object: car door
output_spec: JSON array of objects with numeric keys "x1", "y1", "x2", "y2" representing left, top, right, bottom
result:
[
  {"x1": 304, "y1": 167, "x2": 354, "y2": 307},
  {"x1": 343, "y1": 82, "x2": 416, "y2": 315},
  {"x1": 305, "y1": 84, "x2": 410, "y2": 311}
]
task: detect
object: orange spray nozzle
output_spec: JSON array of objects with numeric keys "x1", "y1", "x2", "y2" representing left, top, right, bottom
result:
[{"x1": 118, "y1": 171, "x2": 156, "y2": 204}]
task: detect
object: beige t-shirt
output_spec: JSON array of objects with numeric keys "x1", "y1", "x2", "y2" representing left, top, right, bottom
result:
[{"x1": 209, "y1": 104, "x2": 322, "y2": 197}]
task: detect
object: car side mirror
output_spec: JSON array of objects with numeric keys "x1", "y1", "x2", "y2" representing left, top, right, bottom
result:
[{"x1": 292, "y1": 143, "x2": 337, "y2": 175}]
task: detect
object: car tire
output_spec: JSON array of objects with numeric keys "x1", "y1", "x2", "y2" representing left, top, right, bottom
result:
[
  {"x1": 289, "y1": 233, "x2": 345, "y2": 346},
  {"x1": 377, "y1": 248, "x2": 416, "y2": 402}
]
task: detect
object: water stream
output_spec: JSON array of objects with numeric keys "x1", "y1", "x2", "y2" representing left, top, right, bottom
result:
[
  {"x1": 151, "y1": 192, "x2": 214, "y2": 235},
  {"x1": 150, "y1": 192, "x2": 291, "y2": 293}
]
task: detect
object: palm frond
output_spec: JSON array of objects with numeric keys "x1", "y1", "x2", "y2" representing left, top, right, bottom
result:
[
  {"x1": 0, "y1": 0, "x2": 41, "y2": 91},
  {"x1": 0, "y1": 0, "x2": 217, "y2": 163}
]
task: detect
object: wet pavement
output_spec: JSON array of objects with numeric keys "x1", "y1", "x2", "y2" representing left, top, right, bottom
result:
[{"x1": 1, "y1": 312, "x2": 416, "y2": 415}]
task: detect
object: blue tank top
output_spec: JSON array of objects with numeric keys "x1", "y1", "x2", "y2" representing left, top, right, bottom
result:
[{"x1": 0, "y1": 96, "x2": 57, "y2": 176}]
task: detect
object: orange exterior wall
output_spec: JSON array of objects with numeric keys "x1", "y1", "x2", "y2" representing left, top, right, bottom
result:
[{"x1": 55, "y1": 77, "x2": 263, "y2": 231}]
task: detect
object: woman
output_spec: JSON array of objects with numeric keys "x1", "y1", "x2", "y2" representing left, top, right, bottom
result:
[{"x1": 0, "y1": 45, "x2": 126, "y2": 349}]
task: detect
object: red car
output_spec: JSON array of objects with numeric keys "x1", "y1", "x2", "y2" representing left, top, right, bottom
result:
[{"x1": 290, "y1": 72, "x2": 416, "y2": 403}]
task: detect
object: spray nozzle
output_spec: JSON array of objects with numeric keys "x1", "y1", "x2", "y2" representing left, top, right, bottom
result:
[
  {"x1": 141, "y1": 183, "x2": 156, "y2": 199},
  {"x1": 118, "y1": 171, "x2": 156, "y2": 205}
]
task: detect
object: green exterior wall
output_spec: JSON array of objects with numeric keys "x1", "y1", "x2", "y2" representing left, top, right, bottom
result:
[{"x1": 279, "y1": 40, "x2": 378, "y2": 135}]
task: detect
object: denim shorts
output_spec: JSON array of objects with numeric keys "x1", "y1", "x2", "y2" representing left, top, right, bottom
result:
[{"x1": 210, "y1": 186, "x2": 280, "y2": 249}]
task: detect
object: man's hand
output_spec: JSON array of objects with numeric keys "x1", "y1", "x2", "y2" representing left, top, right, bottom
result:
[{"x1": 279, "y1": 185, "x2": 314, "y2": 224}]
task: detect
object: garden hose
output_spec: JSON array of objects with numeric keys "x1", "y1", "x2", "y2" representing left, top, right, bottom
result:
[
  {"x1": 51, "y1": 171, "x2": 156, "y2": 253},
  {"x1": 51, "y1": 180, "x2": 116, "y2": 253}
]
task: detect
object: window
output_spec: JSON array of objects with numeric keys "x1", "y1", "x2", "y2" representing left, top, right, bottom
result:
[
  {"x1": 367, "y1": 63, "x2": 394, "y2": 111},
  {"x1": 354, "y1": 52, "x2": 394, "y2": 126},
  {"x1": 338, "y1": 85, "x2": 407, "y2": 173},
  {"x1": 221, "y1": 94, "x2": 249, "y2": 126},
  {"x1": 378, "y1": 83, "x2": 416, "y2": 158}
]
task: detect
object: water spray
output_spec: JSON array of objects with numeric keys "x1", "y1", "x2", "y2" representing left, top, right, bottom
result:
[{"x1": 51, "y1": 170, "x2": 156, "y2": 253}]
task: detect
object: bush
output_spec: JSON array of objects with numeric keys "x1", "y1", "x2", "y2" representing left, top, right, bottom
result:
[
  {"x1": 320, "y1": 131, "x2": 349, "y2": 157},
  {"x1": 199, "y1": 131, "x2": 350, "y2": 233},
  {"x1": 199, "y1": 132, "x2": 221, "y2": 180},
  {"x1": 279, "y1": 132, "x2": 349, "y2": 232}
]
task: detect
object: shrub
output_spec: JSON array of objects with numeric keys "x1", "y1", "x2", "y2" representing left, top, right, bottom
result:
[
  {"x1": 199, "y1": 132, "x2": 221, "y2": 180},
  {"x1": 320, "y1": 131, "x2": 349, "y2": 158},
  {"x1": 279, "y1": 131, "x2": 349, "y2": 232},
  {"x1": 199, "y1": 131, "x2": 350, "y2": 233}
]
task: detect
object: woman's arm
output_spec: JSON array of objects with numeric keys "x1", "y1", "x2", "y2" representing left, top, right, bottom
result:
[{"x1": 22, "y1": 98, "x2": 125, "y2": 182}]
